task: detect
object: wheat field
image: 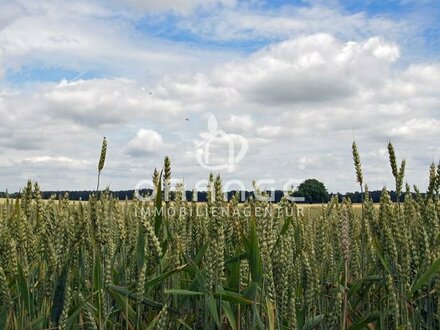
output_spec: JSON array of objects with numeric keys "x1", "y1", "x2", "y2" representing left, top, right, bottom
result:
[{"x1": 0, "y1": 142, "x2": 439, "y2": 329}]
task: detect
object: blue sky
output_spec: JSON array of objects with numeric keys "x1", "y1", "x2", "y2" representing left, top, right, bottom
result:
[{"x1": 0, "y1": 0, "x2": 440, "y2": 193}]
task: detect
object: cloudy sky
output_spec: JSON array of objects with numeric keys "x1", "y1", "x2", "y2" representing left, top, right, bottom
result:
[{"x1": 0, "y1": 0, "x2": 440, "y2": 193}]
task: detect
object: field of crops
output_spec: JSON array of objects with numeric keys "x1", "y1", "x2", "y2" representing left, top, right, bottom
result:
[{"x1": 1, "y1": 142, "x2": 440, "y2": 329}]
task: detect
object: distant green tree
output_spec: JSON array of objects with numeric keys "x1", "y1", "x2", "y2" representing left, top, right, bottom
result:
[{"x1": 295, "y1": 179, "x2": 329, "y2": 203}]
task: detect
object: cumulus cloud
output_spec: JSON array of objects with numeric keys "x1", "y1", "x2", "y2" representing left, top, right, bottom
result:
[
  {"x1": 37, "y1": 78, "x2": 157, "y2": 127},
  {"x1": 125, "y1": 129, "x2": 171, "y2": 157},
  {"x1": 363, "y1": 37, "x2": 400, "y2": 61},
  {"x1": 157, "y1": 34, "x2": 401, "y2": 110},
  {"x1": 0, "y1": 77, "x2": 201, "y2": 133},
  {"x1": 227, "y1": 35, "x2": 399, "y2": 105}
]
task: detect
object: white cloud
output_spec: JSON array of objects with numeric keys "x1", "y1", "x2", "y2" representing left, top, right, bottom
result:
[
  {"x1": 224, "y1": 114, "x2": 254, "y2": 132},
  {"x1": 0, "y1": 55, "x2": 4, "y2": 79},
  {"x1": 125, "y1": 129, "x2": 170, "y2": 157},
  {"x1": 390, "y1": 118, "x2": 440, "y2": 139},
  {"x1": 178, "y1": 5, "x2": 412, "y2": 42},
  {"x1": 23, "y1": 156, "x2": 90, "y2": 168},
  {"x1": 118, "y1": 0, "x2": 236, "y2": 14},
  {"x1": 37, "y1": 78, "x2": 157, "y2": 127},
  {"x1": 0, "y1": 78, "x2": 199, "y2": 130},
  {"x1": 298, "y1": 156, "x2": 316, "y2": 170},
  {"x1": 203, "y1": 34, "x2": 399, "y2": 106},
  {"x1": 256, "y1": 126, "x2": 284, "y2": 139},
  {"x1": 363, "y1": 37, "x2": 400, "y2": 61},
  {"x1": 0, "y1": 0, "x2": 237, "y2": 82}
]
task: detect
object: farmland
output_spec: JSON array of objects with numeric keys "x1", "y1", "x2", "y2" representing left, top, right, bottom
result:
[{"x1": 0, "y1": 142, "x2": 440, "y2": 329}]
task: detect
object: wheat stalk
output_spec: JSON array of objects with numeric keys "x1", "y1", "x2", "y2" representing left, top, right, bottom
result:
[{"x1": 97, "y1": 137, "x2": 107, "y2": 192}]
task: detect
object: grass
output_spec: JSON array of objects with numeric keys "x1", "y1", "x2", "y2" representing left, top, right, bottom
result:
[{"x1": 0, "y1": 142, "x2": 439, "y2": 329}]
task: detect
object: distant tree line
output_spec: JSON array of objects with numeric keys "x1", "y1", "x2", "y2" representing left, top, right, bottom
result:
[{"x1": 0, "y1": 188, "x2": 408, "y2": 203}]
